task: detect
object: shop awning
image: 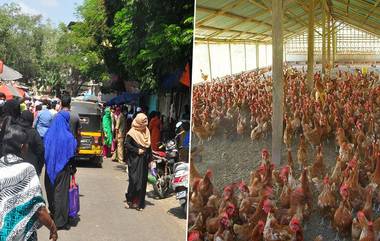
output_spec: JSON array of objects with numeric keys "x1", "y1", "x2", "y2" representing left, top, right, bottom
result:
[
  {"x1": 106, "y1": 92, "x2": 141, "y2": 106},
  {"x1": 0, "y1": 64, "x2": 23, "y2": 81},
  {"x1": 0, "y1": 84, "x2": 25, "y2": 100}
]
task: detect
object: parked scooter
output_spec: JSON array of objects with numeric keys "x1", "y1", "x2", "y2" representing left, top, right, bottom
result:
[
  {"x1": 172, "y1": 161, "x2": 188, "y2": 215},
  {"x1": 149, "y1": 131, "x2": 184, "y2": 199}
]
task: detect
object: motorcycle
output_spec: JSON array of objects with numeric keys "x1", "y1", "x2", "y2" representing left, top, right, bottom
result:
[
  {"x1": 172, "y1": 161, "x2": 188, "y2": 215},
  {"x1": 149, "y1": 131, "x2": 184, "y2": 199}
]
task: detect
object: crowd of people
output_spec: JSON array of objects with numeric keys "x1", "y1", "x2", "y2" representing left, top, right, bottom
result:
[
  {"x1": 0, "y1": 94, "x2": 78, "y2": 241},
  {"x1": 0, "y1": 91, "x2": 190, "y2": 240}
]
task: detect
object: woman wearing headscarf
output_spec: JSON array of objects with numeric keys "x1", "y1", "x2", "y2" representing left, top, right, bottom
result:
[
  {"x1": 17, "y1": 110, "x2": 45, "y2": 176},
  {"x1": 124, "y1": 113, "x2": 151, "y2": 211},
  {"x1": 0, "y1": 124, "x2": 58, "y2": 241},
  {"x1": 102, "y1": 107, "x2": 113, "y2": 157},
  {"x1": 44, "y1": 111, "x2": 77, "y2": 230}
]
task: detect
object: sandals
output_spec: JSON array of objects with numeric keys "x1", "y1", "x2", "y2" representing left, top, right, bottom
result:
[
  {"x1": 124, "y1": 202, "x2": 133, "y2": 209},
  {"x1": 124, "y1": 199, "x2": 144, "y2": 211}
]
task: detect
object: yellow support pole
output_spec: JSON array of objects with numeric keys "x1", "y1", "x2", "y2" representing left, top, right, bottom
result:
[
  {"x1": 332, "y1": 20, "x2": 336, "y2": 66},
  {"x1": 272, "y1": 0, "x2": 284, "y2": 166},
  {"x1": 321, "y1": 0, "x2": 326, "y2": 75},
  {"x1": 307, "y1": 0, "x2": 315, "y2": 91},
  {"x1": 327, "y1": 14, "x2": 331, "y2": 72}
]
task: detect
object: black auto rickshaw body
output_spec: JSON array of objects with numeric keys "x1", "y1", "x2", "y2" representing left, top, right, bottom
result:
[{"x1": 71, "y1": 100, "x2": 103, "y2": 167}]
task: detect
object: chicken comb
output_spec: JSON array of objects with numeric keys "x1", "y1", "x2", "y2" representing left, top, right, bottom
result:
[
  {"x1": 205, "y1": 169, "x2": 212, "y2": 178},
  {"x1": 295, "y1": 187, "x2": 304, "y2": 194},
  {"x1": 340, "y1": 183, "x2": 349, "y2": 194},
  {"x1": 290, "y1": 217, "x2": 300, "y2": 225},
  {"x1": 357, "y1": 211, "x2": 365, "y2": 219},
  {"x1": 188, "y1": 231, "x2": 201, "y2": 241},
  {"x1": 263, "y1": 199, "x2": 272, "y2": 208},
  {"x1": 258, "y1": 220, "x2": 265, "y2": 226},
  {"x1": 224, "y1": 185, "x2": 233, "y2": 192},
  {"x1": 323, "y1": 176, "x2": 329, "y2": 185},
  {"x1": 280, "y1": 166, "x2": 290, "y2": 177},
  {"x1": 348, "y1": 158, "x2": 357, "y2": 168},
  {"x1": 261, "y1": 148, "x2": 269, "y2": 158},
  {"x1": 227, "y1": 202, "x2": 236, "y2": 209}
]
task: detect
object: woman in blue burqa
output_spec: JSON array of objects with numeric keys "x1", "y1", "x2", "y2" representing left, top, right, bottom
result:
[{"x1": 44, "y1": 111, "x2": 77, "y2": 230}]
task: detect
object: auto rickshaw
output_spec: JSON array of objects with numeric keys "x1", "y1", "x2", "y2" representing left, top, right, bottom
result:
[{"x1": 71, "y1": 100, "x2": 103, "y2": 167}]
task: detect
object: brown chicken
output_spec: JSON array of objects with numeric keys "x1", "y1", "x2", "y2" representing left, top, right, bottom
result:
[
  {"x1": 287, "y1": 150, "x2": 294, "y2": 171},
  {"x1": 249, "y1": 196, "x2": 269, "y2": 225},
  {"x1": 330, "y1": 156, "x2": 344, "y2": 186},
  {"x1": 303, "y1": 119, "x2": 323, "y2": 147},
  {"x1": 284, "y1": 115, "x2": 293, "y2": 150},
  {"x1": 352, "y1": 217, "x2": 362, "y2": 241},
  {"x1": 199, "y1": 169, "x2": 214, "y2": 203},
  {"x1": 308, "y1": 145, "x2": 326, "y2": 179},
  {"x1": 263, "y1": 213, "x2": 303, "y2": 241},
  {"x1": 317, "y1": 176, "x2": 337, "y2": 220},
  {"x1": 371, "y1": 152, "x2": 380, "y2": 187},
  {"x1": 192, "y1": 123, "x2": 211, "y2": 145},
  {"x1": 190, "y1": 158, "x2": 202, "y2": 187},
  {"x1": 357, "y1": 211, "x2": 376, "y2": 241},
  {"x1": 251, "y1": 220, "x2": 265, "y2": 241},
  {"x1": 206, "y1": 207, "x2": 229, "y2": 235},
  {"x1": 212, "y1": 212, "x2": 233, "y2": 241},
  {"x1": 345, "y1": 161, "x2": 365, "y2": 210},
  {"x1": 237, "y1": 118, "x2": 245, "y2": 136},
  {"x1": 190, "y1": 179, "x2": 205, "y2": 213},
  {"x1": 300, "y1": 168, "x2": 313, "y2": 211},
  {"x1": 333, "y1": 184, "x2": 352, "y2": 236},
  {"x1": 361, "y1": 187, "x2": 374, "y2": 220},
  {"x1": 279, "y1": 180, "x2": 291, "y2": 209},
  {"x1": 297, "y1": 135, "x2": 308, "y2": 170}
]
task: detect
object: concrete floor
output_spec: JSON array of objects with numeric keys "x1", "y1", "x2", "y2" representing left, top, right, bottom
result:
[{"x1": 37, "y1": 158, "x2": 186, "y2": 241}]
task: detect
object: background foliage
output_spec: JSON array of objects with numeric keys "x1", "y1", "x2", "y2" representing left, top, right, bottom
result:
[{"x1": 0, "y1": 0, "x2": 193, "y2": 94}]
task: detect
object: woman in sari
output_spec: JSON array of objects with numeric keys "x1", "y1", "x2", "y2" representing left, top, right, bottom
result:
[
  {"x1": 124, "y1": 113, "x2": 151, "y2": 211},
  {"x1": 148, "y1": 111, "x2": 162, "y2": 151},
  {"x1": 102, "y1": 107, "x2": 113, "y2": 157},
  {"x1": 44, "y1": 111, "x2": 77, "y2": 230},
  {"x1": 0, "y1": 124, "x2": 57, "y2": 241}
]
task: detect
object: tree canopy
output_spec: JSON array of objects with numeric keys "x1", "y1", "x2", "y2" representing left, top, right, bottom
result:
[{"x1": 0, "y1": 0, "x2": 193, "y2": 94}]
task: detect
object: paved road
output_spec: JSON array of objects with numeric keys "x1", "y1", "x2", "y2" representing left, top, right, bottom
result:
[{"x1": 38, "y1": 158, "x2": 186, "y2": 241}]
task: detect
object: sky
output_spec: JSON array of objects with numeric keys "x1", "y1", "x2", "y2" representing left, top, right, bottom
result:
[{"x1": 0, "y1": 0, "x2": 84, "y2": 26}]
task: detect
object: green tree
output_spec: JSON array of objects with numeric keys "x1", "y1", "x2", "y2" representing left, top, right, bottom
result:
[{"x1": 108, "y1": 0, "x2": 194, "y2": 91}]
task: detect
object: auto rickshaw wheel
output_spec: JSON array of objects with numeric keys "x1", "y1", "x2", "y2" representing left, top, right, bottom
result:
[{"x1": 93, "y1": 156, "x2": 103, "y2": 168}]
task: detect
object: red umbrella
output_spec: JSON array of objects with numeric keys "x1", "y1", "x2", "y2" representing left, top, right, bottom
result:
[{"x1": 0, "y1": 84, "x2": 25, "y2": 100}]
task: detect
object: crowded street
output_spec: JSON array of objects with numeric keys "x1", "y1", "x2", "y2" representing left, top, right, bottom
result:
[{"x1": 38, "y1": 159, "x2": 186, "y2": 241}]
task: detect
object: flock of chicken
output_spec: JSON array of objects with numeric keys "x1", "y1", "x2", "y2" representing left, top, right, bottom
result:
[
  {"x1": 192, "y1": 67, "x2": 272, "y2": 143},
  {"x1": 189, "y1": 67, "x2": 380, "y2": 240}
]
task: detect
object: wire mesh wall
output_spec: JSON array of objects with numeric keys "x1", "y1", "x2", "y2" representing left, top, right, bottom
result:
[{"x1": 285, "y1": 21, "x2": 380, "y2": 55}]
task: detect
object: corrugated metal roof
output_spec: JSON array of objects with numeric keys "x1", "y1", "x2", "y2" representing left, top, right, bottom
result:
[{"x1": 195, "y1": 0, "x2": 380, "y2": 43}]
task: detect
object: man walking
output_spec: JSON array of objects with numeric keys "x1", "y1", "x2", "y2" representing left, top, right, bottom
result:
[
  {"x1": 112, "y1": 106, "x2": 125, "y2": 163},
  {"x1": 34, "y1": 99, "x2": 53, "y2": 139}
]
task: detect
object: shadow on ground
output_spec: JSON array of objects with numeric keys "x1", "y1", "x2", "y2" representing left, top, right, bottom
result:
[{"x1": 168, "y1": 207, "x2": 186, "y2": 219}]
